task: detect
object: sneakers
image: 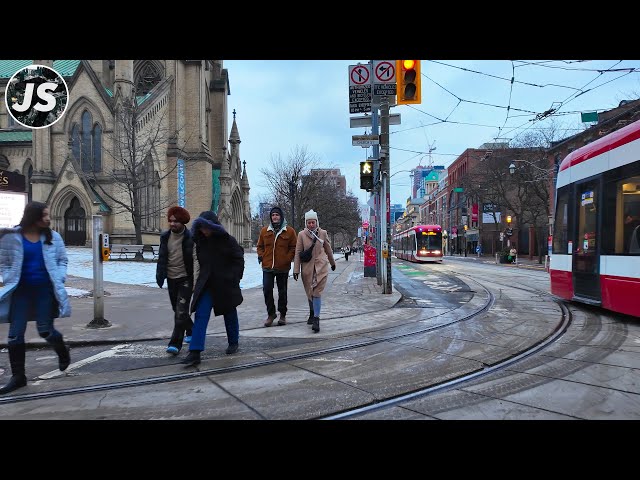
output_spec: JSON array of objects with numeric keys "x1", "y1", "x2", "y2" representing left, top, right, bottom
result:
[
  {"x1": 277, "y1": 313, "x2": 286, "y2": 326},
  {"x1": 181, "y1": 350, "x2": 201, "y2": 366},
  {"x1": 184, "y1": 336, "x2": 192, "y2": 344},
  {"x1": 225, "y1": 344, "x2": 239, "y2": 355},
  {"x1": 166, "y1": 346, "x2": 179, "y2": 355},
  {"x1": 264, "y1": 313, "x2": 277, "y2": 327}
]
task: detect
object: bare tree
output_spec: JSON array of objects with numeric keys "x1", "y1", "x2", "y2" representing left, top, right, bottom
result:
[
  {"x1": 80, "y1": 93, "x2": 193, "y2": 244},
  {"x1": 258, "y1": 145, "x2": 361, "y2": 245}
]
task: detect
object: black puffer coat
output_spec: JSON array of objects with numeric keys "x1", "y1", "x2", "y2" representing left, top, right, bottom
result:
[{"x1": 190, "y1": 212, "x2": 244, "y2": 316}]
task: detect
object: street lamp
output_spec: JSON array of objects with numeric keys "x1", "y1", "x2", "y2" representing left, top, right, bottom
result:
[{"x1": 509, "y1": 162, "x2": 516, "y2": 174}]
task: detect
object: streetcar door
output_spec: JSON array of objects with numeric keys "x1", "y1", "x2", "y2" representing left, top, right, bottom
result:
[{"x1": 572, "y1": 180, "x2": 601, "y2": 303}]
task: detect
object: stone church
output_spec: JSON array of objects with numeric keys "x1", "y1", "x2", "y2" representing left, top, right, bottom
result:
[{"x1": 0, "y1": 60, "x2": 252, "y2": 247}]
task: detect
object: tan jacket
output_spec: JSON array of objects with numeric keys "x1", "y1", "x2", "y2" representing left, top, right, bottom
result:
[{"x1": 293, "y1": 227, "x2": 335, "y2": 299}]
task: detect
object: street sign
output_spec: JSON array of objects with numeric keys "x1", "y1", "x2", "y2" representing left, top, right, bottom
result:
[
  {"x1": 373, "y1": 60, "x2": 397, "y2": 97},
  {"x1": 352, "y1": 134, "x2": 379, "y2": 147},
  {"x1": 349, "y1": 113, "x2": 401, "y2": 128},
  {"x1": 373, "y1": 61, "x2": 396, "y2": 83},
  {"x1": 349, "y1": 64, "x2": 373, "y2": 114},
  {"x1": 349, "y1": 64, "x2": 371, "y2": 86}
]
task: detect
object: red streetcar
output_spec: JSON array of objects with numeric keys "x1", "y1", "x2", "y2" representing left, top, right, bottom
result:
[
  {"x1": 393, "y1": 224, "x2": 443, "y2": 263},
  {"x1": 550, "y1": 118, "x2": 640, "y2": 317}
]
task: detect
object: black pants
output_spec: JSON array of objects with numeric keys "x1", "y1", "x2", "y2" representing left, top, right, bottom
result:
[
  {"x1": 167, "y1": 277, "x2": 194, "y2": 349},
  {"x1": 263, "y1": 270, "x2": 289, "y2": 317}
]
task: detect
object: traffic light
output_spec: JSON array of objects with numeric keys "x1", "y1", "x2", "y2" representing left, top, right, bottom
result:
[
  {"x1": 396, "y1": 60, "x2": 421, "y2": 105},
  {"x1": 506, "y1": 215, "x2": 512, "y2": 225},
  {"x1": 360, "y1": 160, "x2": 374, "y2": 190}
]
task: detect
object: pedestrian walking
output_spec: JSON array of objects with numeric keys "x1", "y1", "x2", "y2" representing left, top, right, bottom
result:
[
  {"x1": 292, "y1": 209, "x2": 336, "y2": 333},
  {"x1": 0, "y1": 201, "x2": 71, "y2": 395},
  {"x1": 183, "y1": 211, "x2": 244, "y2": 366},
  {"x1": 256, "y1": 206, "x2": 297, "y2": 327},
  {"x1": 344, "y1": 245, "x2": 351, "y2": 261},
  {"x1": 156, "y1": 206, "x2": 194, "y2": 355}
]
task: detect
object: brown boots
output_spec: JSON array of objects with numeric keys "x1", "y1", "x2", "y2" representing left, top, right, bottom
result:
[
  {"x1": 264, "y1": 313, "x2": 277, "y2": 327},
  {"x1": 265, "y1": 313, "x2": 286, "y2": 327}
]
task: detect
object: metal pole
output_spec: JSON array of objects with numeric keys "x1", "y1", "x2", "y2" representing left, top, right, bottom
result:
[
  {"x1": 289, "y1": 178, "x2": 295, "y2": 231},
  {"x1": 380, "y1": 97, "x2": 392, "y2": 293},
  {"x1": 87, "y1": 215, "x2": 110, "y2": 328},
  {"x1": 372, "y1": 89, "x2": 382, "y2": 286}
]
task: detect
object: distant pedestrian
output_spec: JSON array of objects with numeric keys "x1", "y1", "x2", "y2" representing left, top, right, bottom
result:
[
  {"x1": 292, "y1": 209, "x2": 336, "y2": 333},
  {"x1": 256, "y1": 206, "x2": 297, "y2": 327},
  {"x1": 509, "y1": 246, "x2": 517, "y2": 263},
  {"x1": 344, "y1": 245, "x2": 351, "y2": 261},
  {"x1": 156, "y1": 206, "x2": 194, "y2": 356},
  {"x1": 183, "y1": 211, "x2": 245, "y2": 366},
  {"x1": 0, "y1": 201, "x2": 71, "y2": 395}
]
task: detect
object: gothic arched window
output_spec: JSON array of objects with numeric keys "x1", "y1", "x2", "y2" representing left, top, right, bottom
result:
[
  {"x1": 71, "y1": 110, "x2": 102, "y2": 173},
  {"x1": 134, "y1": 61, "x2": 162, "y2": 96},
  {"x1": 92, "y1": 124, "x2": 102, "y2": 172}
]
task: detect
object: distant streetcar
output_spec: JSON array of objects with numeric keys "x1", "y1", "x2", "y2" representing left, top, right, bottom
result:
[
  {"x1": 393, "y1": 224, "x2": 444, "y2": 263},
  {"x1": 550, "y1": 118, "x2": 640, "y2": 318}
]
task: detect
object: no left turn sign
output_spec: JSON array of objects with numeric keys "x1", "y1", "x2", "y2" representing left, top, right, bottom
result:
[{"x1": 374, "y1": 61, "x2": 395, "y2": 83}]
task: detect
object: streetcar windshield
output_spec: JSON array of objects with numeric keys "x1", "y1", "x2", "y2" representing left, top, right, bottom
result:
[{"x1": 417, "y1": 231, "x2": 442, "y2": 250}]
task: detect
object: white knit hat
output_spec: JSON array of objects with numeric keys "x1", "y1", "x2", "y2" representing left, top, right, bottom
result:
[{"x1": 304, "y1": 209, "x2": 318, "y2": 221}]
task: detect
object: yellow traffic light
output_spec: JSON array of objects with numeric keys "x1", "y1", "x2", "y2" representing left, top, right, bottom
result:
[
  {"x1": 506, "y1": 215, "x2": 512, "y2": 224},
  {"x1": 464, "y1": 225, "x2": 468, "y2": 231},
  {"x1": 396, "y1": 60, "x2": 421, "y2": 105}
]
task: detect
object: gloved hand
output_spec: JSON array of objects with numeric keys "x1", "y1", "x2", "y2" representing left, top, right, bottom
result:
[
  {"x1": 331, "y1": 264, "x2": 336, "y2": 271},
  {"x1": 293, "y1": 273, "x2": 299, "y2": 281},
  {"x1": 258, "y1": 256, "x2": 263, "y2": 264}
]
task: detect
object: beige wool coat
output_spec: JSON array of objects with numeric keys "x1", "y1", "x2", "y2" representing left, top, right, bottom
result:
[{"x1": 293, "y1": 227, "x2": 336, "y2": 299}]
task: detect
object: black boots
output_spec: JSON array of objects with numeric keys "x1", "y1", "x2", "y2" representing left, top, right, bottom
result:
[
  {"x1": 50, "y1": 335, "x2": 71, "y2": 371},
  {"x1": 0, "y1": 343, "x2": 27, "y2": 395},
  {"x1": 182, "y1": 350, "x2": 201, "y2": 366},
  {"x1": 312, "y1": 316, "x2": 320, "y2": 333},
  {"x1": 307, "y1": 300, "x2": 314, "y2": 325}
]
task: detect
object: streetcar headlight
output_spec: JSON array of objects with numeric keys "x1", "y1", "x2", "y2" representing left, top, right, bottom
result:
[{"x1": 433, "y1": 250, "x2": 441, "y2": 254}]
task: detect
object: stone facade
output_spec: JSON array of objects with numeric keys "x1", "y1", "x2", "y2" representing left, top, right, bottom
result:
[{"x1": 0, "y1": 60, "x2": 251, "y2": 248}]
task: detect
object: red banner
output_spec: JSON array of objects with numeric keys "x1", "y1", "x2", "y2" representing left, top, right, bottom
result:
[{"x1": 471, "y1": 203, "x2": 478, "y2": 223}]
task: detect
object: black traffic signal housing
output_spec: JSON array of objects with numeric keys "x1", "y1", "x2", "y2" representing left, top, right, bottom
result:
[
  {"x1": 396, "y1": 60, "x2": 421, "y2": 105},
  {"x1": 360, "y1": 160, "x2": 374, "y2": 191}
]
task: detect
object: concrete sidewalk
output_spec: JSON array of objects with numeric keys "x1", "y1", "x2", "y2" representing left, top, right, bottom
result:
[
  {"x1": 0, "y1": 255, "x2": 401, "y2": 349},
  {"x1": 0, "y1": 251, "x2": 548, "y2": 349}
]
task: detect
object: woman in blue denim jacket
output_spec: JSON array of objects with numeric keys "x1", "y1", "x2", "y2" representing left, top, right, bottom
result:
[{"x1": 0, "y1": 201, "x2": 72, "y2": 395}]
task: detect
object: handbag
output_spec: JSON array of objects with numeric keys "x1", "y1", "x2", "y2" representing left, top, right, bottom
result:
[{"x1": 299, "y1": 237, "x2": 317, "y2": 263}]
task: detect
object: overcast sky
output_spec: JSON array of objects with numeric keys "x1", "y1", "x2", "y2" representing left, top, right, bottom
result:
[{"x1": 223, "y1": 60, "x2": 640, "y2": 209}]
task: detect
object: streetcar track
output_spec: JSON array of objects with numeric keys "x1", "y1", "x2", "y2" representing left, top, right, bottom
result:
[{"x1": 0, "y1": 263, "x2": 572, "y2": 419}]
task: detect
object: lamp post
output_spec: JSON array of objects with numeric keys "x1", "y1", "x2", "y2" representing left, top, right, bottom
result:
[{"x1": 287, "y1": 177, "x2": 295, "y2": 231}]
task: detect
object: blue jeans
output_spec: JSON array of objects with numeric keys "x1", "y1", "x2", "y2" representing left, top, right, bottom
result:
[
  {"x1": 8, "y1": 281, "x2": 61, "y2": 345},
  {"x1": 190, "y1": 289, "x2": 239, "y2": 351}
]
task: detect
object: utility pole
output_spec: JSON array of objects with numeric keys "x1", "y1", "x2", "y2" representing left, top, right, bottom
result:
[
  {"x1": 371, "y1": 92, "x2": 382, "y2": 286},
  {"x1": 380, "y1": 97, "x2": 392, "y2": 293},
  {"x1": 288, "y1": 177, "x2": 295, "y2": 231}
]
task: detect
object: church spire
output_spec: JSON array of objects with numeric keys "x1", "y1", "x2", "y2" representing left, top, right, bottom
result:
[{"x1": 229, "y1": 109, "x2": 241, "y2": 145}]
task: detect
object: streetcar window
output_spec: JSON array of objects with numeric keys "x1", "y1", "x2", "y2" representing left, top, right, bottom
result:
[
  {"x1": 618, "y1": 175, "x2": 640, "y2": 254},
  {"x1": 553, "y1": 186, "x2": 569, "y2": 254},
  {"x1": 417, "y1": 231, "x2": 442, "y2": 250}
]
